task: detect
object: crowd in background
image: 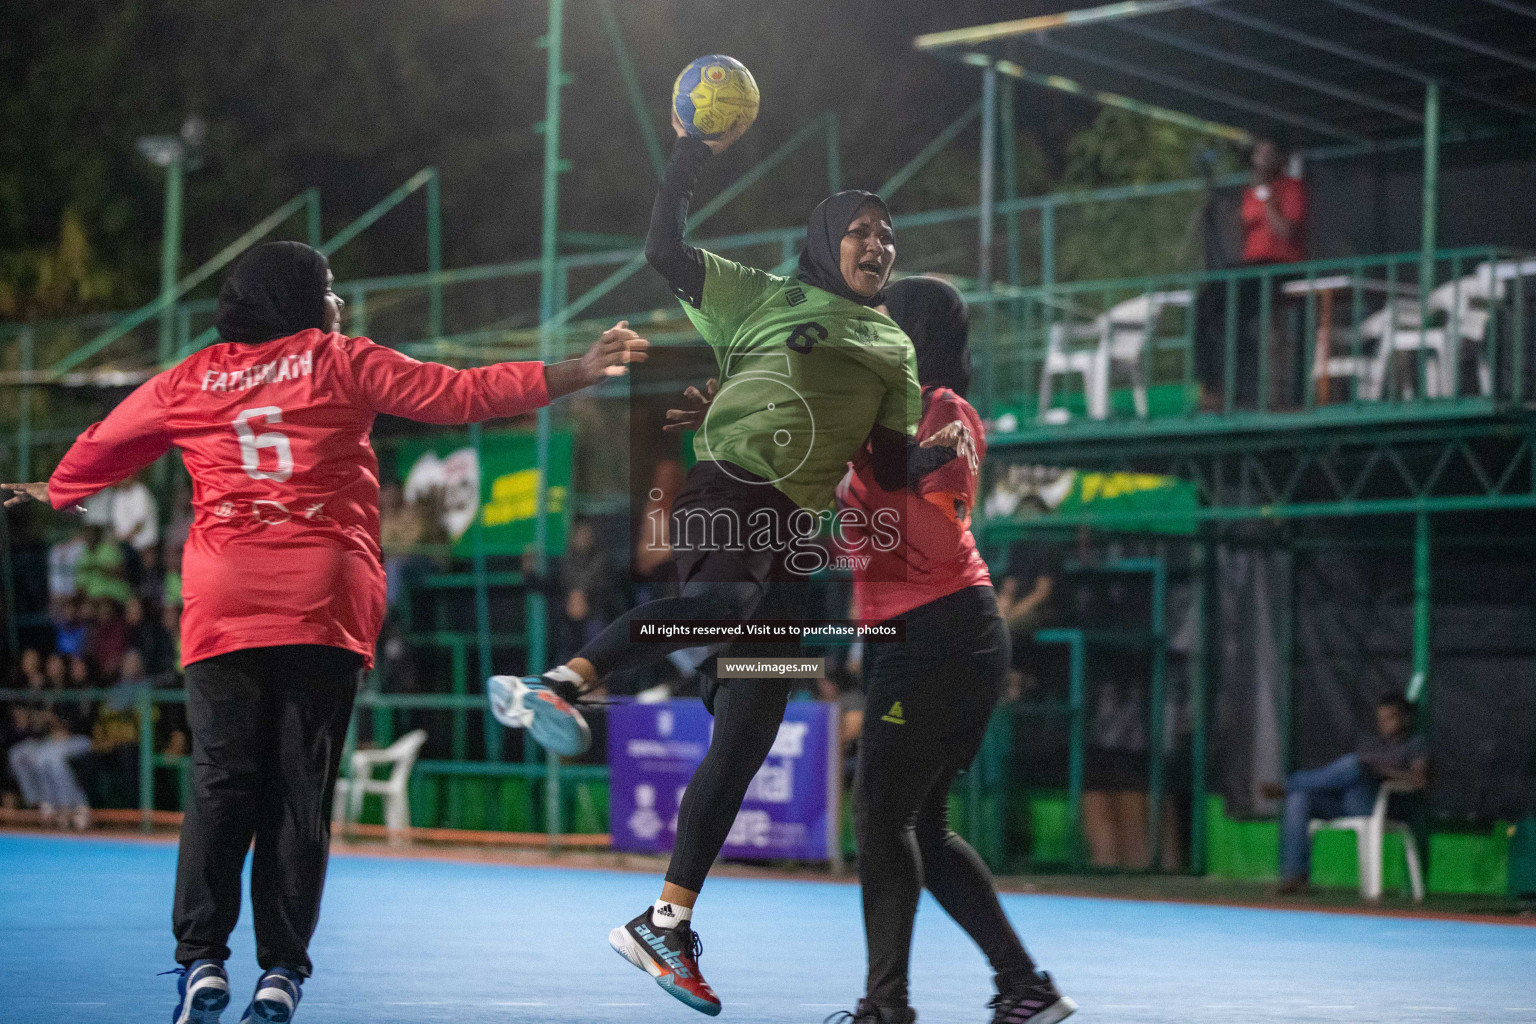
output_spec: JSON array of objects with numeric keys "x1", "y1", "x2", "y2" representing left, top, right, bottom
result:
[{"x1": 1, "y1": 473, "x2": 189, "y2": 826}]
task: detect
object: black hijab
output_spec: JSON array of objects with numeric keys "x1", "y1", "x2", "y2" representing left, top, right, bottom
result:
[
  {"x1": 796, "y1": 190, "x2": 891, "y2": 307},
  {"x1": 214, "y1": 241, "x2": 331, "y2": 344},
  {"x1": 883, "y1": 275, "x2": 971, "y2": 398}
]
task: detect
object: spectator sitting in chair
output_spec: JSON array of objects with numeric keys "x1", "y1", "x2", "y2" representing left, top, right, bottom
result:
[{"x1": 1264, "y1": 694, "x2": 1428, "y2": 895}]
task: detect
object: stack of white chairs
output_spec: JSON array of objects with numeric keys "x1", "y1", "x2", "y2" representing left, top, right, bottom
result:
[
  {"x1": 1038, "y1": 290, "x2": 1190, "y2": 421},
  {"x1": 1365, "y1": 269, "x2": 1502, "y2": 399}
]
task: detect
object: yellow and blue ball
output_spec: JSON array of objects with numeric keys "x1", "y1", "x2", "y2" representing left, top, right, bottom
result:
[{"x1": 672, "y1": 55, "x2": 760, "y2": 141}]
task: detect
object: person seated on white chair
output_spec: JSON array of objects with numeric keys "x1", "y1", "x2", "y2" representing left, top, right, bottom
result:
[{"x1": 1262, "y1": 694, "x2": 1428, "y2": 895}]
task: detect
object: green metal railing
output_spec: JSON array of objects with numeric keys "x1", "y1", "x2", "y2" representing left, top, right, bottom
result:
[{"x1": 980, "y1": 244, "x2": 1533, "y2": 425}]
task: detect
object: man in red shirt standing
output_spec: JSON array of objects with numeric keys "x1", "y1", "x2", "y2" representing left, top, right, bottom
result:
[
  {"x1": 3, "y1": 241, "x2": 646, "y2": 1024},
  {"x1": 1196, "y1": 138, "x2": 1308, "y2": 410},
  {"x1": 1241, "y1": 138, "x2": 1307, "y2": 267}
]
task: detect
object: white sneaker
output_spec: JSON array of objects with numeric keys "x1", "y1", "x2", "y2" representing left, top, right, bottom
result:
[{"x1": 486, "y1": 675, "x2": 592, "y2": 756}]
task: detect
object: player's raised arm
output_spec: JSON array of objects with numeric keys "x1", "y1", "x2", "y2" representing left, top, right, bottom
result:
[
  {"x1": 345, "y1": 323, "x2": 647, "y2": 424},
  {"x1": 644, "y1": 110, "x2": 748, "y2": 309}
]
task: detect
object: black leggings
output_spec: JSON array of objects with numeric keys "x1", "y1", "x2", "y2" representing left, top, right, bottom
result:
[
  {"x1": 856, "y1": 586, "x2": 1036, "y2": 1009},
  {"x1": 658, "y1": 571, "x2": 808, "y2": 891},
  {"x1": 174, "y1": 644, "x2": 361, "y2": 976}
]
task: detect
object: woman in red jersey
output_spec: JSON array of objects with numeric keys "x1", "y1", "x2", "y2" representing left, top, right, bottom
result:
[
  {"x1": 3, "y1": 241, "x2": 646, "y2": 1024},
  {"x1": 829, "y1": 277, "x2": 1075, "y2": 1024}
]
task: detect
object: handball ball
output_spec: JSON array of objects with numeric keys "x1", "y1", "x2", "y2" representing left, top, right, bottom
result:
[{"x1": 673, "y1": 55, "x2": 760, "y2": 140}]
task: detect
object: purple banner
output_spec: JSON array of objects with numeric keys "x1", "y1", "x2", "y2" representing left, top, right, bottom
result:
[{"x1": 607, "y1": 699, "x2": 840, "y2": 862}]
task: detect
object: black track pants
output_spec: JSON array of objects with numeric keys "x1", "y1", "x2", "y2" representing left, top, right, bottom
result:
[
  {"x1": 173, "y1": 644, "x2": 361, "y2": 976},
  {"x1": 856, "y1": 586, "x2": 1036, "y2": 1009}
]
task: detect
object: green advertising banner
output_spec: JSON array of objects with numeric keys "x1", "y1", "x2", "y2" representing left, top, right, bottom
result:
[
  {"x1": 395, "y1": 430, "x2": 574, "y2": 557},
  {"x1": 985, "y1": 467, "x2": 1198, "y2": 535},
  {"x1": 1053, "y1": 471, "x2": 1199, "y2": 534}
]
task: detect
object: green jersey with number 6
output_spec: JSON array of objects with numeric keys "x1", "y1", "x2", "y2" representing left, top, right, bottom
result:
[{"x1": 682, "y1": 250, "x2": 921, "y2": 511}]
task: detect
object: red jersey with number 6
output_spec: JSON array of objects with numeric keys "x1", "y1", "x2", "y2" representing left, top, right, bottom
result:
[{"x1": 48, "y1": 329, "x2": 549, "y2": 667}]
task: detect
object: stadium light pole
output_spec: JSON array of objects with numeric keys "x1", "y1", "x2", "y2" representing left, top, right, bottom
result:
[
  {"x1": 137, "y1": 117, "x2": 204, "y2": 367},
  {"x1": 137, "y1": 117, "x2": 204, "y2": 528}
]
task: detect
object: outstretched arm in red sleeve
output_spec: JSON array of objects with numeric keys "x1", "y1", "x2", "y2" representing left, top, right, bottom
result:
[
  {"x1": 46, "y1": 374, "x2": 175, "y2": 511},
  {"x1": 346, "y1": 322, "x2": 647, "y2": 424}
]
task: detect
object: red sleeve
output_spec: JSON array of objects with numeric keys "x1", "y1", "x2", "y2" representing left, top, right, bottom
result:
[
  {"x1": 915, "y1": 390, "x2": 983, "y2": 501},
  {"x1": 48, "y1": 374, "x2": 175, "y2": 510},
  {"x1": 341, "y1": 336, "x2": 550, "y2": 424}
]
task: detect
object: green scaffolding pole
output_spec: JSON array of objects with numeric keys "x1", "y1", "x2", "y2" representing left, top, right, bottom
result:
[
  {"x1": 1000, "y1": 78, "x2": 1022, "y2": 289},
  {"x1": 596, "y1": 0, "x2": 666, "y2": 179},
  {"x1": 306, "y1": 188, "x2": 323, "y2": 249},
  {"x1": 536, "y1": 0, "x2": 566, "y2": 851},
  {"x1": 156, "y1": 156, "x2": 185, "y2": 367},
  {"x1": 877, "y1": 101, "x2": 982, "y2": 200},
  {"x1": 978, "y1": 67, "x2": 998, "y2": 418},
  {"x1": 471, "y1": 421, "x2": 496, "y2": 761},
  {"x1": 1145, "y1": 557, "x2": 1168, "y2": 872},
  {"x1": 1410, "y1": 512, "x2": 1432, "y2": 711},
  {"x1": 427, "y1": 169, "x2": 443, "y2": 339}
]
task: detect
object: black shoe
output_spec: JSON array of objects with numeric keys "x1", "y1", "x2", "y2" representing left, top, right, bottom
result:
[
  {"x1": 824, "y1": 999, "x2": 917, "y2": 1024},
  {"x1": 609, "y1": 907, "x2": 721, "y2": 1016},
  {"x1": 989, "y1": 973, "x2": 1076, "y2": 1024}
]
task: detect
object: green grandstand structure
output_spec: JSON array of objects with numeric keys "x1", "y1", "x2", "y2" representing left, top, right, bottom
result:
[{"x1": 2, "y1": 0, "x2": 1533, "y2": 893}]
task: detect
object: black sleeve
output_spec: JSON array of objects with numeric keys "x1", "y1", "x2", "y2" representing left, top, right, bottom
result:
[
  {"x1": 645, "y1": 137, "x2": 712, "y2": 308},
  {"x1": 867, "y1": 424, "x2": 957, "y2": 491}
]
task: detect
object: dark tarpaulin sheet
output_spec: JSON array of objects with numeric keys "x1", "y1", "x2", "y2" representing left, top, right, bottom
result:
[{"x1": 1217, "y1": 540, "x2": 1536, "y2": 822}]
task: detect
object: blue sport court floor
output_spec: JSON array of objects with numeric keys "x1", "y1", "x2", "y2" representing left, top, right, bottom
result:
[{"x1": 2, "y1": 833, "x2": 1533, "y2": 1023}]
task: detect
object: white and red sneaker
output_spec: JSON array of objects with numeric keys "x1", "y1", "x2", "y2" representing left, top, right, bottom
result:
[
  {"x1": 609, "y1": 907, "x2": 722, "y2": 1016},
  {"x1": 486, "y1": 674, "x2": 591, "y2": 757}
]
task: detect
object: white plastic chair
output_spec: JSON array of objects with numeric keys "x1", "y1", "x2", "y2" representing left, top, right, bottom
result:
[
  {"x1": 333, "y1": 729, "x2": 428, "y2": 841},
  {"x1": 1370, "y1": 269, "x2": 1502, "y2": 399},
  {"x1": 1307, "y1": 779, "x2": 1425, "y2": 902},
  {"x1": 1039, "y1": 291, "x2": 1190, "y2": 421},
  {"x1": 1317, "y1": 299, "x2": 1415, "y2": 400}
]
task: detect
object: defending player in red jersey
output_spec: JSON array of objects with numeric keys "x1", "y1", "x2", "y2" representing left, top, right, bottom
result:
[
  {"x1": 3, "y1": 241, "x2": 646, "y2": 1024},
  {"x1": 830, "y1": 277, "x2": 1076, "y2": 1024}
]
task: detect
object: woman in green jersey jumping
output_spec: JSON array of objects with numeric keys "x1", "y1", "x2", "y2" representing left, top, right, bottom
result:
[{"x1": 488, "y1": 114, "x2": 959, "y2": 1015}]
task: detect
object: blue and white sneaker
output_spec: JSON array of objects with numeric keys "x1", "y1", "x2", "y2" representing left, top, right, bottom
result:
[
  {"x1": 486, "y1": 671, "x2": 592, "y2": 756},
  {"x1": 237, "y1": 967, "x2": 302, "y2": 1024},
  {"x1": 171, "y1": 960, "x2": 229, "y2": 1024}
]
